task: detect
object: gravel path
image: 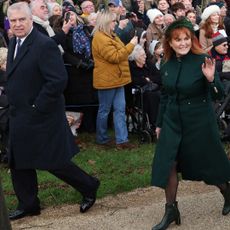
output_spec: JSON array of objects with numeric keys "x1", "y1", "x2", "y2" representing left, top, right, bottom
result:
[{"x1": 12, "y1": 181, "x2": 230, "y2": 230}]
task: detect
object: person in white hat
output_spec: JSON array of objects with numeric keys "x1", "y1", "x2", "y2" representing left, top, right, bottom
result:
[
  {"x1": 199, "y1": 4, "x2": 226, "y2": 52},
  {"x1": 146, "y1": 8, "x2": 165, "y2": 58},
  {"x1": 149, "y1": 40, "x2": 164, "y2": 69}
]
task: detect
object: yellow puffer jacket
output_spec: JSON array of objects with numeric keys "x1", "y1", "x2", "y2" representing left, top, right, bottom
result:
[{"x1": 92, "y1": 31, "x2": 135, "y2": 89}]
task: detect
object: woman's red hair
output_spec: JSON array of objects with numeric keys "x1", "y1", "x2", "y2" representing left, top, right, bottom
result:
[{"x1": 163, "y1": 27, "x2": 204, "y2": 62}]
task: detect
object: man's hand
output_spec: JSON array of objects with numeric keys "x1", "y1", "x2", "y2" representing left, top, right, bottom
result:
[{"x1": 118, "y1": 19, "x2": 129, "y2": 30}]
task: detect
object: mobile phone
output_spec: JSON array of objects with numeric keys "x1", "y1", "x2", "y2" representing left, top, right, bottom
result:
[
  {"x1": 65, "y1": 12, "x2": 71, "y2": 23},
  {"x1": 126, "y1": 12, "x2": 133, "y2": 18},
  {"x1": 120, "y1": 15, "x2": 126, "y2": 20}
]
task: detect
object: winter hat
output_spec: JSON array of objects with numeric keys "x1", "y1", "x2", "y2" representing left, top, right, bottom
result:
[
  {"x1": 212, "y1": 30, "x2": 228, "y2": 47},
  {"x1": 147, "y1": 8, "x2": 163, "y2": 23},
  {"x1": 108, "y1": 0, "x2": 122, "y2": 7},
  {"x1": 208, "y1": 2, "x2": 225, "y2": 9},
  {"x1": 149, "y1": 40, "x2": 160, "y2": 55},
  {"x1": 165, "y1": 17, "x2": 194, "y2": 37},
  {"x1": 201, "y1": 5, "x2": 220, "y2": 22},
  {"x1": 62, "y1": 0, "x2": 81, "y2": 15}
]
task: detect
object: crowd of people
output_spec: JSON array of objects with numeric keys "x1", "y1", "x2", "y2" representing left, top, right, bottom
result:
[
  {"x1": 0, "y1": 0, "x2": 230, "y2": 144},
  {"x1": 0, "y1": 0, "x2": 230, "y2": 229}
]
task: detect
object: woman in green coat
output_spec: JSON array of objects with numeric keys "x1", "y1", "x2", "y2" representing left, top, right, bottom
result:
[{"x1": 151, "y1": 18, "x2": 230, "y2": 230}]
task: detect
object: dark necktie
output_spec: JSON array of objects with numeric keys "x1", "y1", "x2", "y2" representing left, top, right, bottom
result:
[{"x1": 15, "y1": 38, "x2": 21, "y2": 58}]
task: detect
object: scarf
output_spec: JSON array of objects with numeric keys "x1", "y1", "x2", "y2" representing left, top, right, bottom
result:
[
  {"x1": 72, "y1": 24, "x2": 91, "y2": 59},
  {"x1": 32, "y1": 15, "x2": 64, "y2": 54}
]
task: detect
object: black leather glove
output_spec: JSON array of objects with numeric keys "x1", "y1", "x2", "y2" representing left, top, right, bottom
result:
[{"x1": 80, "y1": 59, "x2": 94, "y2": 70}]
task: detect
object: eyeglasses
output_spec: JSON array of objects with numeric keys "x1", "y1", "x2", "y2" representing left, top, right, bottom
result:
[
  {"x1": 112, "y1": 19, "x2": 117, "y2": 22},
  {"x1": 222, "y1": 43, "x2": 229, "y2": 47}
]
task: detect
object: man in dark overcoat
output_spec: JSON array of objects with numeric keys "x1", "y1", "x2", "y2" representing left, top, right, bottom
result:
[{"x1": 5, "y1": 2, "x2": 100, "y2": 221}]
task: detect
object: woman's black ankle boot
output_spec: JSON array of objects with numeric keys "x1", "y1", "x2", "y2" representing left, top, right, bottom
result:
[
  {"x1": 152, "y1": 201, "x2": 181, "y2": 230},
  {"x1": 221, "y1": 184, "x2": 230, "y2": 215}
]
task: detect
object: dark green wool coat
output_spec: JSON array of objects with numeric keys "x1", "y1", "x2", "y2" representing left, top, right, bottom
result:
[{"x1": 152, "y1": 52, "x2": 230, "y2": 189}]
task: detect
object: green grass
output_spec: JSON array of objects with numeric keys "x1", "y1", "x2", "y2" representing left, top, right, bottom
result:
[{"x1": 0, "y1": 132, "x2": 155, "y2": 210}]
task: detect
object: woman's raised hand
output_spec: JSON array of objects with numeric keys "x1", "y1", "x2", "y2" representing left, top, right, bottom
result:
[
  {"x1": 130, "y1": 36, "x2": 138, "y2": 46},
  {"x1": 202, "y1": 57, "x2": 215, "y2": 82}
]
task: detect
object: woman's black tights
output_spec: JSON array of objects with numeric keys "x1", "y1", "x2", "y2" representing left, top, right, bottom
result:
[
  {"x1": 165, "y1": 162, "x2": 229, "y2": 203},
  {"x1": 165, "y1": 162, "x2": 179, "y2": 204}
]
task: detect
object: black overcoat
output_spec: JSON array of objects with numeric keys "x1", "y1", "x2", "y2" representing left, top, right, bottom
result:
[{"x1": 6, "y1": 28, "x2": 78, "y2": 170}]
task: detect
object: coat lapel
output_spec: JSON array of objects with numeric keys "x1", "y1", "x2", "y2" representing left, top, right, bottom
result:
[{"x1": 6, "y1": 28, "x2": 36, "y2": 78}]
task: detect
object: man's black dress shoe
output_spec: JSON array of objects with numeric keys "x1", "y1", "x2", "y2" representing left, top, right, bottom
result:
[
  {"x1": 9, "y1": 209, "x2": 41, "y2": 220},
  {"x1": 80, "y1": 178, "x2": 100, "y2": 213},
  {"x1": 80, "y1": 197, "x2": 96, "y2": 213}
]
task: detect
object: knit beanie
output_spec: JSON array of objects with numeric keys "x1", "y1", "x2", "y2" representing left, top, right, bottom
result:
[
  {"x1": 62, "y1": 0, "x2": 81, "y2": 15},
  {"x1": 208, "y1": 2, "x2": 225, "y2": 9},
  {"x1": 108, "y1": 0, "x2": 121, "y2": 7},
  {"x1": 165, "y1": 17, "x2": 194, "y2": 37},
  {"x1": 147, "y1": 8, "x2": 163, "y2": 23},
  {"x1": 201, "y1": 5, "x2": 220, "y2": 22},
  {"x1": 212, "y1": 31, "x2": 228, "y2": 47}
]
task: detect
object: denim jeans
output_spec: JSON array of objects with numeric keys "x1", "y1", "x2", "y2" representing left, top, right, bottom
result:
[{"x1": 96, "y1": 87, "x2": 128, "y2": 144}]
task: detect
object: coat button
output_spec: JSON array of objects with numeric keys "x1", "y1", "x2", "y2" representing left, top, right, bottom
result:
[
  {"x1": 203, "y1": 99, "x2": 206, "y2": 102},
  {"x1": 188, "y1": 102, "x2": 191, "y2": 105}
]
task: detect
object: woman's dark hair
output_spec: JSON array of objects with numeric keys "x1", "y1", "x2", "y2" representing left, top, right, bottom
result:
[
  {"x1": 155, "y1": 41, "x2": 162, "y2": 50},
  {"x1": 171, "y1": 2, "x2": 185, "y2": 13},
  {"x1": 185, "y1": 9, "x2": 196, "y2": 17},
  {"x1": 163, "y1": 27, "x2": 204, "y2": 62},
  {"x1": 49, "y1": 15, "x2": 63, "y2": 33}
]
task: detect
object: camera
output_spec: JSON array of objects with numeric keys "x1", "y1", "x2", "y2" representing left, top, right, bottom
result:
[
  {"x1": 65, "y1": 12, "x2": 71, "y2": 23},
  {"x1": 126, "y1": 12, "x2": 135, "y2": 19},
  {"x1": 120, "y1": 12, "x2": 135, "y2": 20}
]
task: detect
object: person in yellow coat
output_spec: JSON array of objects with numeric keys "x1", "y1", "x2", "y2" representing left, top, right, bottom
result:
[{"x1": 92, "y1": 10, "x2": 138, "y2": 150}]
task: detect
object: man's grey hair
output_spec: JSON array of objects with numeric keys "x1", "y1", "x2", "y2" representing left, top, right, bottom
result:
[
  {"x1": 7, "y1": 2, "x2": 32, "y2": 18},
  {"x1": 30, "y1": 0, "x2": 47, "y2": 13}
]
